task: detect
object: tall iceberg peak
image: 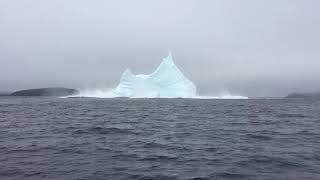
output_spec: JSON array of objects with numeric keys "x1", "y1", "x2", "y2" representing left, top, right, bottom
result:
[{"x1": 113, "y1": 53, "x2": 197, "y2": 98}]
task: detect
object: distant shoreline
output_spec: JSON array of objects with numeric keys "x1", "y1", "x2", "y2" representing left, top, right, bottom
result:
[{"x1": 9, "y1": 87, "x2": 79, "y2": 97}]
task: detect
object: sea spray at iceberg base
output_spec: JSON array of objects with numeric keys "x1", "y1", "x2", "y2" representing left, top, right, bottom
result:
[{"x1": 72, "y1": 53, "x2": 248, "y2": 99}]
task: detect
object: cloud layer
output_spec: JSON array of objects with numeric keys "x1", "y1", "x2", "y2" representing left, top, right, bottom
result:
[{"x1": 1, "y1": 0, "x2": 319, "y2": 97}]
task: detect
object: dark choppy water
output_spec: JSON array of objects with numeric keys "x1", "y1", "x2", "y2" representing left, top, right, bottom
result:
[{"x1": 0, "y1": 97, "x2": 320, "y2": 180}]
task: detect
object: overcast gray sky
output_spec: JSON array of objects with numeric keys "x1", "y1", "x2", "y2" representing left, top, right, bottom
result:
[{"x1": 1, "y1": 0, "x2": 319, "y2": 96}]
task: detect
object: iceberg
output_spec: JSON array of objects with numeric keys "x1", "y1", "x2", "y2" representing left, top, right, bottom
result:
[
  {"x1": 112, "y1": 53, "x2": 197, "y2": 98},
  {"x1": 66, "y1": 53, "x2": 248, "y2": 99}
]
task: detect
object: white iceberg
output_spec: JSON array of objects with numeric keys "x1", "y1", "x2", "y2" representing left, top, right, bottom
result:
[
  {"x1": 112, "y1": 53, "x2": 197, "y2": 98},
  {"x1": 67, "y1": 53, "x2": 248, "y2": 99}
]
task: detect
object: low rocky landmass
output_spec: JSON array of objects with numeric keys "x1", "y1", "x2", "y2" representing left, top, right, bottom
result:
[
  {"x1": 286, "y1": 92, "x2": 320, "y2": 99},
  {"x1": 11, "y1": 87, "x2": 79, "y2": 97}
]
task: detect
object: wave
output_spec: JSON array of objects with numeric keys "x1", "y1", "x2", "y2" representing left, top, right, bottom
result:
[
  {"x1": 70, "y1": 88, "x2": 115, "y2": 98},
  {"x1": 194, "y1": 95, "x2": 248, "y2": 99},
  {"x1": 65, "y1": 88, "x2": 248, "y2": 99}
]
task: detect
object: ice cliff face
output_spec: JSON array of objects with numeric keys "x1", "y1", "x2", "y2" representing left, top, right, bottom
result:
[{"x1": 113, "y1": 53, "x2": 197, "y2": 98}]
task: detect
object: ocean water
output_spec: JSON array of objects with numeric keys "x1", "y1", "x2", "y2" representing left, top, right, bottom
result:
[{"x1": 0, "y1": 97, "x2": 320, "y2": 180}]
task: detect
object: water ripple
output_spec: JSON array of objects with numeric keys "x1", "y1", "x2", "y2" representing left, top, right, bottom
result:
[{"x1": 0, "y1": 97, "x2": 320, "y2": 180}]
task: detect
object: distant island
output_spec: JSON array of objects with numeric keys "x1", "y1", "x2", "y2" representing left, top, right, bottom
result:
[
  {"x1": 286, "y1": 92, "x2": 320, "y2": 99},
  {"x1": 11, "y1": 87, "x2": 79, "y2": 97}
]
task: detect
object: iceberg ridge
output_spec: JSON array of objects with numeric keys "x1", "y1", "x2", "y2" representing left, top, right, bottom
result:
[{"x1": 113, "y1": 53, "x2": 197, "y2": 98}]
